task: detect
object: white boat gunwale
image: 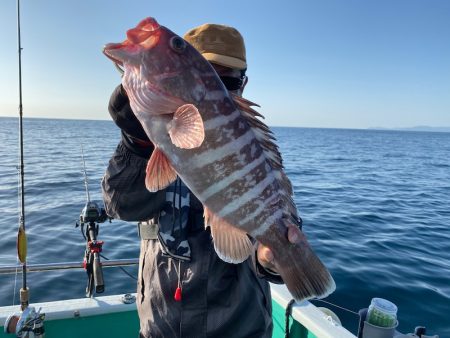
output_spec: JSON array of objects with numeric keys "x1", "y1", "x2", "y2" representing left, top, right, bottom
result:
[{"x1": 0, "y1": 285, "x2": 357, "y2": 338}]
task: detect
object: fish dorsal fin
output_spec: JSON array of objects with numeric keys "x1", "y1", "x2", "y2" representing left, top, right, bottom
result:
[
  {"x1": 167, "y1": 104, "x2": 205, "y2": 149},
  {"x1": 232, "y1": 94, "x2": 291, "y2": 181},
  {"x1": 232, "y1": 94, "x2": 283, "y2": 169},
  {"x1": 145, "y1": 148, "x2": 177, "y2": 192},
  {"x1": 204, "y1": 207, "x2": 254, "y2": 264},
  {"x1": 232, "y1": 94, "x2": 297, "y2": 218}
]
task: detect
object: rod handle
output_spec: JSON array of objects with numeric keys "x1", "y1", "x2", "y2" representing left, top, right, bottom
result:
[
  {"x1": 20, "y1": 287, "x2": 29, "y2": 311},
  {"x1": 93, "y1": 254, "x2": 104, "y2": 293}
]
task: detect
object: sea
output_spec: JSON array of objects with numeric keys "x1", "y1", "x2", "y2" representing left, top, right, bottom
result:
[{"x1": 0, "y1": 116, "x2": 449, "y2": 336}]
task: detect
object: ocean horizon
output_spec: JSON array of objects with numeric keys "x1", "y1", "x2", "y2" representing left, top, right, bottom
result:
[{"x1": 1, "y1": 115, "x2": 450, "y2": 133}]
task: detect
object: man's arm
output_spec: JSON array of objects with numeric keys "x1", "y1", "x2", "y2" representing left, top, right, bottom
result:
[
  {"x1": 102, "y1": 85, "x2": 165, "y2": 222},
  {"x1": 108, "y1": 85, "x2": 150, "y2": 144}
]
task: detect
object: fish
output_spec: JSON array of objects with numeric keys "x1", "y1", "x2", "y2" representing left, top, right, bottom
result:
[{"x1": 103, "y1": 17, "x2": 335, "y2": 301}]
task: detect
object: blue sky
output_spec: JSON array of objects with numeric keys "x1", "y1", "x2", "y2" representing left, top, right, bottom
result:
[{"x1": 0, "y1": 0, "x2": 449, "y2": 128}]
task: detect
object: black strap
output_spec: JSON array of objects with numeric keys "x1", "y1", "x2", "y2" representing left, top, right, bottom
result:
[{"x1": 285, "y1": 299, "x2": 296, "y2": 338}]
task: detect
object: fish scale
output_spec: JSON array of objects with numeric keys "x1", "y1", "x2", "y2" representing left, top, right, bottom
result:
[{"x1": 103, "y1": 16, "x2": 335, "y2": 301}]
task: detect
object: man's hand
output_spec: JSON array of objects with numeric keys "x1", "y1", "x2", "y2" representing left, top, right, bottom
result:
[{"x1": 256, "y1": 225, "x2": 302, "y2": 273}]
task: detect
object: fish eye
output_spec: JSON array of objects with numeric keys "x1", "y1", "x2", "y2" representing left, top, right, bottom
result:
[{"x1": 170, "y1": 36, "x2": 186, "y2": 53}]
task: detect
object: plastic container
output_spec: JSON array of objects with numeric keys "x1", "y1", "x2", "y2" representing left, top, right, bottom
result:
[
  {"x1": 362, "y1": 320, "x2": 398, "y2": 338},
  {"x1": 366, "y1": 298, "x2": 398, "y2": 328}
]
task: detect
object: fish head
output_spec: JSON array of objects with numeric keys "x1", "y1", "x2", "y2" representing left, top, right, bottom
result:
[{"x1": 104, "y1": 17, "x2": 213, "y2": 114}]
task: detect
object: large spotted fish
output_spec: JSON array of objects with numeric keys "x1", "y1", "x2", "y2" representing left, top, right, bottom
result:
[{"x1": 103, "y1": 17, "x2": 335, "y2": 301}]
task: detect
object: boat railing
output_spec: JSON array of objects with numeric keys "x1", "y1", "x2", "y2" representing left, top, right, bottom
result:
[{"x1": 0, "y1": 259, "x2": 139, "y2": 275}]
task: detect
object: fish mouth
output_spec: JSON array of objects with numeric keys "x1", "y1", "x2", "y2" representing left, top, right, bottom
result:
[
  {"x1": 103, "y1": 42, "x2": 126, "y2": 66},
  {"x1": 103, "y1": 17, "x2": 161, "y2": 66}
]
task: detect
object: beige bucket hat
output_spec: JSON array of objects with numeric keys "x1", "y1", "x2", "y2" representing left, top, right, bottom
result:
[{"x1": 183, "y1": 23, "x2": 247, "y2": 70}]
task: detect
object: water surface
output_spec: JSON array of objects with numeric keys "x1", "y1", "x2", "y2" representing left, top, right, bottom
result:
[{"x1": 0, "y1": 117, "x2": 449, "y2": 336}]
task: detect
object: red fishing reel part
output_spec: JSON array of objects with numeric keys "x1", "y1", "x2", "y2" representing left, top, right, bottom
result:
[
  {"x1": 88, "y1": 240, "x2": 104, "y2": 254},
  {"x1": 83, "y1": 240, "x2": 104, "y2": 269}
]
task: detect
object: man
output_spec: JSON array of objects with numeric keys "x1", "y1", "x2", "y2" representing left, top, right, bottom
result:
[{"x1": 102, "y1": 23, "x2": 300, "y2": 338}]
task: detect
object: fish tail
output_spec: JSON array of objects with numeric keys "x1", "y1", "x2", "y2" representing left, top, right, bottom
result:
[{"x1": 261, "y1": 226, "x2": 336, "y2": 301}]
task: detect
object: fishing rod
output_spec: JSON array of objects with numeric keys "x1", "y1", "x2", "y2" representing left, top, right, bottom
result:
[
  {"x1": 81, "y1": 144, "x2": 91, "y2": 203},
  {"x1": 4, "y1": 1, "x2": 46, "y2": 336},
  {"x1": 16, "y1": 0, "x2": 28, "y2": 312},
  {"x1": 78, "y1": 144, "x2": 108, "y2": 297}
]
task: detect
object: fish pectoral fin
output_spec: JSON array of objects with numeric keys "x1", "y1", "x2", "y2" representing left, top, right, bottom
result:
[
  {"x1": 204, "y1": 207, "x2": 254, "y2": 264},
  {"x1": 167, "y1": 104, "x2": 205, "y2": 149},
  {"x1": 145, "y1": 148, "x2": 177, "y2": 192}
]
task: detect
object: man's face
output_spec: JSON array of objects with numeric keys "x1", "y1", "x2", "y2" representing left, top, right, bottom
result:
[{"x1": 210, "y1": 63, "x2": 247, "y2": 97}]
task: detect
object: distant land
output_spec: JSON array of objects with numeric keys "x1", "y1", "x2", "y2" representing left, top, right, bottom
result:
[
  {"x1": 368, "y1": 126, "x2": 450, "y2": 133},
  {"x1": 1, "y1": 116, "x2": 449, "y2": 133}
]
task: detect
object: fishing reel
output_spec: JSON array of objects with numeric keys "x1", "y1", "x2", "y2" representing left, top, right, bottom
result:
[
  {"x1": 4, "y1": 307, "x2": 45, "y2": 338},
  {"x1": 78, "y1": 201, "x2": 108, "y2": 226},
  {"x1": 76, "y1": 200, "x2": 109, "y2": 298}
]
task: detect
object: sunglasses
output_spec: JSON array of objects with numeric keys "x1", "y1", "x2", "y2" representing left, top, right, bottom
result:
[{"x1": 219, "y1": 76, "x2": 245, "y2": 91}]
